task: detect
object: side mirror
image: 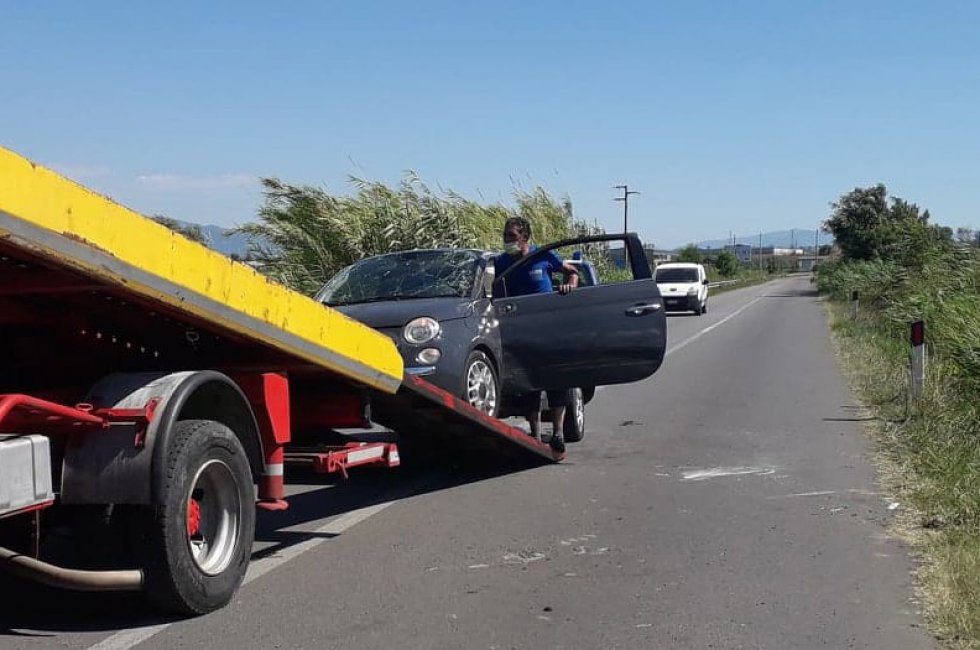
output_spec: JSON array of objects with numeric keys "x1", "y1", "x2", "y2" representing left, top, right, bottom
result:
[{"x1": 702, "y1": 278, "x2": 709, "y2": 285}]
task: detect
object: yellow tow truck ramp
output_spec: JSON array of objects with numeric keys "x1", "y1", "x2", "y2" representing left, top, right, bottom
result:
[{"x1": 0, "y1": 145, "x2": 403, "y2": 391}]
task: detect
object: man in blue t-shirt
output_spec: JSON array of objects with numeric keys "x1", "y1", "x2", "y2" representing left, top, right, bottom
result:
[{"x1": 493, "y1": 216, "x2": 580, "y2": 453}]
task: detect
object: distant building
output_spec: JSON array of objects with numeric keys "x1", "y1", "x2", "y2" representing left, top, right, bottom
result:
[
  {"x1": 727, "y1": 244, "x2": 752, "y2": 263},
  {"x1": 699, "y1": 244, "x2": 752, "y2": 263},
  {"x1": 755, "y1": 247, "x2": 804, "y2": 256},
  {"x1": 607, "y1": 246, "x2": 674, "y2": 268},
  {"x1": 797, "y1": 256, "x2": 830, "y2": 272},
  {"x1": 648, "y1": 249, "x2": 675, "y2": 264}
]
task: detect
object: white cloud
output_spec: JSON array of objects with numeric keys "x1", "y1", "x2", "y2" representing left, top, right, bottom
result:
[{"x1": 135, "y1": 173, "x2": 257, "y2": 191}]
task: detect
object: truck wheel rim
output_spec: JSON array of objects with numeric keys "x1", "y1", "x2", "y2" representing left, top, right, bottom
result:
[
  {"x1": 186, "y1": 459, "x2": 242, "y2": 576},
  {"x1": 466, "y1": 359, "x2": 497, "y2": 415},
  {"x1": 573, "y1": 389, "x2": 584, "y2": 431}
]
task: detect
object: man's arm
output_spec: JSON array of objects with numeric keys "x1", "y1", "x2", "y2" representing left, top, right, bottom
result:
[{"x1": 557, "y1": 260, "x2": 580, "y2": 295}]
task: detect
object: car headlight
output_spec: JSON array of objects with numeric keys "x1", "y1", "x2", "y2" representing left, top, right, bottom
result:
[
  {"x1": 687, "y1": 287, "x2": 699, "y2": 295},
  {"x1": 403, "y1": 317, "x2": 441, "y2": 344}
]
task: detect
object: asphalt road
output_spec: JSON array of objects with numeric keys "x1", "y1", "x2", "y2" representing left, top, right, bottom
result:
[{"x1": 1, "y1": 276, "x2": 935, "y2": 649}]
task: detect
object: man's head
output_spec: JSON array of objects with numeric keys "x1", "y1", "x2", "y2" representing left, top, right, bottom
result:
[{"x1": 503, "y1": 217, "x2": 532, "y2": 256}]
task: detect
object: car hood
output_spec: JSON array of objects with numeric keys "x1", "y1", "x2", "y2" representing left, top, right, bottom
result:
[
  {"x1": 333, "y1": 297, "x2": 477, "y2": 329},
  {"x1": 656, "y1": 282, "x2": 699, "y2": 294}
]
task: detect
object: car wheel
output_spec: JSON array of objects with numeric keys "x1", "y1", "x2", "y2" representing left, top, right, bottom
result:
[
  {"x1": 562, "y1": 388, "x2": 586, "y2": 443},
  {"x1": 582, "y1": 386, "x2": 596, "y2": 404},
  {"x1": 463, "y1": 351, "x2": 500, "y2": 418},
  {"x1": 701, "y1": 300, "x2": 708, "y2": 314}
]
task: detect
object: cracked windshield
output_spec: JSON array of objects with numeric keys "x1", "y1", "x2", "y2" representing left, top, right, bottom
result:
[{"x1": 316, "y1": 249, "x2": 482, "y2": 305}]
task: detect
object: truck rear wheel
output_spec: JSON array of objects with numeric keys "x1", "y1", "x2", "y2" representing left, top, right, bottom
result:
[{"x1": 133, "y1": 420, "x2": 255, "y2": 615}]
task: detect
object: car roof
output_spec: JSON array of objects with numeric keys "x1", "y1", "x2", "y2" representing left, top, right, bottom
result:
[{"x1": 656, "y1": 262, "x2": 701, "y2": 269}]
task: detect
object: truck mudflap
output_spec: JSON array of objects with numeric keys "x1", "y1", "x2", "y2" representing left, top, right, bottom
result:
[{"x1": 370, "y1": 375, "x2": 563, "y2": 465}]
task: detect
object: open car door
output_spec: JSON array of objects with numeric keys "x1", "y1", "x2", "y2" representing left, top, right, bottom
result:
[{"x1": 493, "y1": 233, "x2": 667, "y2": 394}]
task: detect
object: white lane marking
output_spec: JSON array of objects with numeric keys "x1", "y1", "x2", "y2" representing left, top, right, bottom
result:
[
  {"x1": 243, "y1": 500, "x2": 394, "y2": 584},
  {"x1": 681, "y1": 466, "x2": 776, "y2": 481},
  {"x1": 665, "y1": 295, "x2": 765, "y2": 358},
  {"x1": 86, "y1": 500, "x2": 396, "y2": 650},
  {"x1": 86, "y1": 625, "x2": 171, "y2": 650}
]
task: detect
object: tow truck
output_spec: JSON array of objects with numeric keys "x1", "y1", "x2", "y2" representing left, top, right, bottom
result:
[{"x1": 0, "y1": 146, "x2": 667, "y2": 614}]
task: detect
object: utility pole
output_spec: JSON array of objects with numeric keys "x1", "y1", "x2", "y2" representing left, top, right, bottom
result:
[
  {"x1": 614, "y1": 184, "x2": 639, "y2": 269},
  {"x1": 759, "y1": 232, "x2": 763, "y2": 272},
  {"x1": 614, "y1": 185, "x2": 639, "y2": 235}
]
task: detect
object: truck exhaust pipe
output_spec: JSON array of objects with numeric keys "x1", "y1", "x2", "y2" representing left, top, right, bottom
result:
[{"x1": 0, "y1": 544, "x2": 143, "y2": 592}]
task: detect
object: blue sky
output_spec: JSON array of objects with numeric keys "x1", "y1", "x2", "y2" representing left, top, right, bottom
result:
[{"x1": 2, "y1": 1, "x2": 978, "y2": 248}]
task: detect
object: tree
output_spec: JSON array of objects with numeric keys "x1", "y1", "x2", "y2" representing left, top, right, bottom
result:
[
  {"x1": 715, "y1": 250, "x2": 739, "y2": 277},
  {"x1": 675, "y1": 244, "x2": 702, "y2": 263},
  {"x1": 823, "y1": 184, "x2": 952, "y2": 266},
  {"x1": 152, "y1": 215, "x2": 210, "y2": 246},
  {"x1": 823, "y1": 184, "x2": 890, "y2": 261}
]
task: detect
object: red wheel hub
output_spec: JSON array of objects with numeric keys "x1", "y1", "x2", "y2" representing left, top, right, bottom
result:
[{"x1": 187, "y1": 498, "x2": 202, "y2": 537}]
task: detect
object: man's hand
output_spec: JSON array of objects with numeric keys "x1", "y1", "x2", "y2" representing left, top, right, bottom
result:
[{"x1": 557, "y1": 283, "x2": 575, "y2": 295}]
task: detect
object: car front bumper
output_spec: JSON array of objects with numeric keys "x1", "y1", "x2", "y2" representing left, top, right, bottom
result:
[{"x1": 661, "y1": 294, "x2": 700, "y2": 311}]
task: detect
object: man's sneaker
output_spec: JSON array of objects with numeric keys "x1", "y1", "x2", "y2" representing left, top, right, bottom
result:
[{"x1": 549, "y1": 434, "x2": 565, "y2": 454}]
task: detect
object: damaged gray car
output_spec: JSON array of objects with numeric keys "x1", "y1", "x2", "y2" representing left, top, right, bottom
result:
[{"x1": 315, "y1": 234, "x2": 666, "y2": 443}]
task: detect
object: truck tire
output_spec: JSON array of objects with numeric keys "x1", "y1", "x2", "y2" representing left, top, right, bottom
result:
[
  {"x1": 133, "y1": 420, "x2": 255, "y2": 615},
  {"x1": 562, "y1": 388, "x2": 586, "y2": 443}
]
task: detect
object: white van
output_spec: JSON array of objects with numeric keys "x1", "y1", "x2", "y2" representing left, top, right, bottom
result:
[{"x1": 654, "y1": 262, "x2": 709, "y2": 315}]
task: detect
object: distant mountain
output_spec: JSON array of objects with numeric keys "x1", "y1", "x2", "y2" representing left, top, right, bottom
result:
[
  {"x1": 159, "y1": 219, "x2": 259, "y2": 259},
  {"x1": 197, "y1": 224, "x2": 256, "y2": 258},
  {"x1": 696, "y1": 229, "x2": 834, "y2": 250}
]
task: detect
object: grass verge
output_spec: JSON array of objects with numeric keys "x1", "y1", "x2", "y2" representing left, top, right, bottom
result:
[{"x1": 826, "y1": 299, "x2": 980, "y2": 648}]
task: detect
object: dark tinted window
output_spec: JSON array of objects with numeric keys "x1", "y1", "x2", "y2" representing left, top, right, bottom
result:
[
  {"x1": 655, "y1": 268, "x2": 699, "y2": 283},
  {"x1": 317, "y1": 250, "x2": 481, "y2": 305}
]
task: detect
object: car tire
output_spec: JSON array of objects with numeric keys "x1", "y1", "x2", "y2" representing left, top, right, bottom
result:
[
  {"x1": 701, "y1": 301, "x2": 708, "y2": 314},
  {"x1": 562, "y1": 388, "x2": 586, "y2": 443},
  {"x1": 131, "y1": 420, "x2": 255, "y2": 615},
  {"x1": 462, "y1": 350, "x2": 500, "y2": 418},
  {"x1": 582, "y1": 386, "x2": 596, "y2": 405}
]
